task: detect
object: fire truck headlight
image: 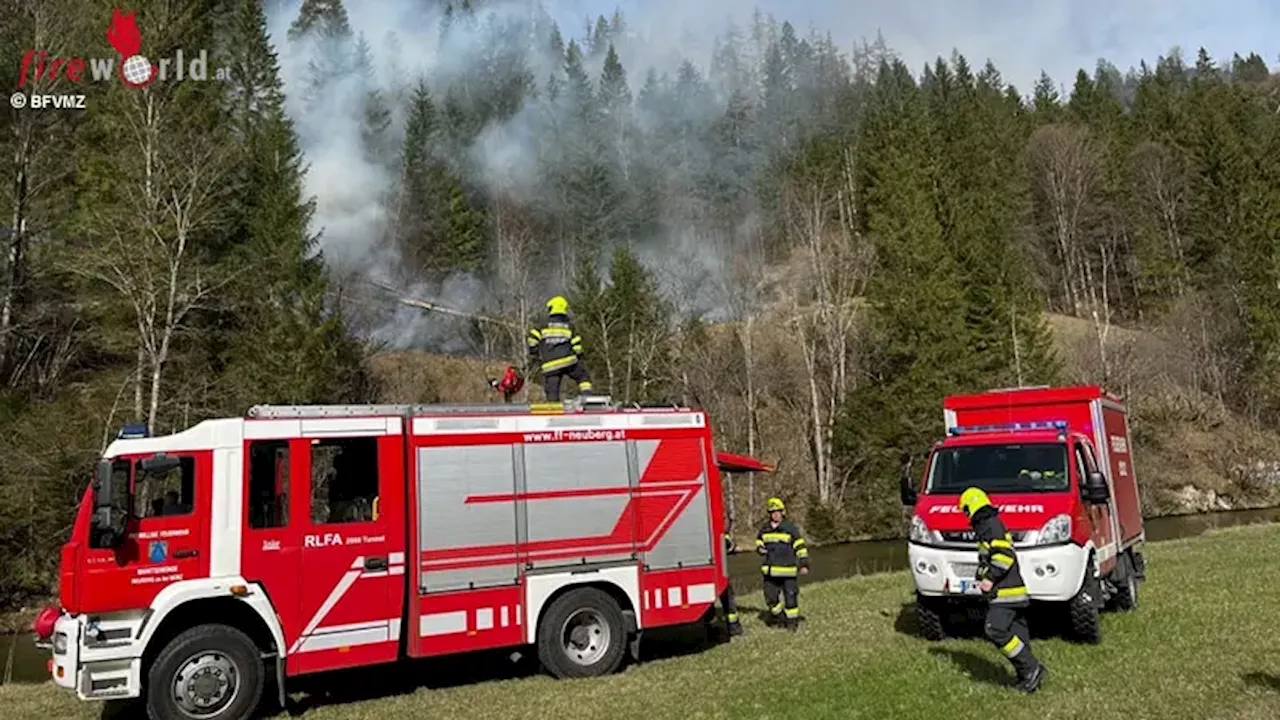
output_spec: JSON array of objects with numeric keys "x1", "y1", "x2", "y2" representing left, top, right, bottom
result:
[
  {"x1": 1035, "y1": 514, "x2": 1072, "y2": 545},
  {"x1": 909, "y1": 514, "x2": 932, "y2": 544},
  {"x1": 53, "y1": 632, "x2": 67, "y2": 655}
]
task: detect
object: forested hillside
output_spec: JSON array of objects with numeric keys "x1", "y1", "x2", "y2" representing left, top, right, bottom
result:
[{"x1": 1, "y1": 0, "x2": 1278, "y2": 610}]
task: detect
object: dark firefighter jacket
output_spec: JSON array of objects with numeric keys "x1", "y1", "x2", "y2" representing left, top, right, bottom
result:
[
  {"x1": 526, "y1": 313, "x2": 583, "y2": 374},
  {"x1": 971, "y1": 505, "x2": 1029, "y2": 606},
  {"x1": 756, "y1": 519, "x2": 809, "y2": 577}
]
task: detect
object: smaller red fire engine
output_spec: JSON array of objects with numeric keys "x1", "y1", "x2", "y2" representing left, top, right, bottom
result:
[{"x1": 901, "y1": 385, "x2": 1146, "y2": 643}]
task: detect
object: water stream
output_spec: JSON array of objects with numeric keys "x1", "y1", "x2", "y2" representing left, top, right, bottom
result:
[{"x1": 4, "y1": 505, "x2": 1277, "y2": 685}]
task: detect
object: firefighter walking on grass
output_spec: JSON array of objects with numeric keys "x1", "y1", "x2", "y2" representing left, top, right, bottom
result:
[
  {"x1": 757, "y1": 497, "x2": 808, "y2": 631},
  {"x1": 526, "y1": 295, "x2": 593, "y2": 402},
  {"x1": 960, "y1": 487, "x2": 1049, "y2": 693}
]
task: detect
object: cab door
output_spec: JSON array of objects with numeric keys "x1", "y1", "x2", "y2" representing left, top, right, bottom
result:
[
  {"x1": 240, "y1": 438, "x2": 303, "y2": 660},
  {"x1": 1074, "y1": 441, "x2": 1116, "y2": 571},
  {"x1": 84, "y1": 453, "x2": 210, "y2": 614},
  {"x1": 291, "y1": 421, "x2": 406, "y2": 674}
]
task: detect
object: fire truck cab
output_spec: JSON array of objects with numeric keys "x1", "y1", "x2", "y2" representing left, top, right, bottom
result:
[
  {"x1": 900, "y1": 385, "x2": 1146, "y2": 644},
  {"x1": 36, "y1": 396, "x2": 745, "y2": 720}
]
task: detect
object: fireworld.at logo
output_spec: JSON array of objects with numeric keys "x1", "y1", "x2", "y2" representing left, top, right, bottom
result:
[{"x1": 16, "y1": 6, "x2": 230, "y2": 90}]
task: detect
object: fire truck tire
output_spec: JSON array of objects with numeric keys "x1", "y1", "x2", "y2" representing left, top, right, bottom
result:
[
  {"x1": 536, "y1": 588, "x2": 628, "y2": 679},
  {"x1": 1111, "y1": 553, "x2": 1139, "y2": 611},
  {"x1": 1068, "y1": 583, "x2": 1102, "y2": 644},
  {"x1": 915, "y1": 595, "x2": 947, "y2": 641},
  {"x1": 145, "y1": 624, "x2": 264, "y2": 720}
]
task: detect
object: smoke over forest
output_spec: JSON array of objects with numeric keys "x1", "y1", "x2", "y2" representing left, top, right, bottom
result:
[{"x1": 266, "y1": 0, "x2": 893, "y2": 352}]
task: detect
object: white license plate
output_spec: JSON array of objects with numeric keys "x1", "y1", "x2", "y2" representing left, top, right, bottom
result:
[{"x1": 951, "y1": 562, "x2": 978, "y2": 577}]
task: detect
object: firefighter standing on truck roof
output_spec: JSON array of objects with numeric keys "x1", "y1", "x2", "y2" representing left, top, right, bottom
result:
[
  {"x1": 526, "y1": 296, "x2": 593, "y2": 402},
  {"x1": 960, "y1": 487, "x2": 1049, "y2": 693},
  {"x1": 757, "y1": 497, "x2": 808, "y2": 631}
]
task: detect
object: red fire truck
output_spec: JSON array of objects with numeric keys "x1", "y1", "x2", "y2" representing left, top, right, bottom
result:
[
  {"x1": 34, "y1": 396, "x2": 754, "y2": 720},
  {"x1": 900, "y1": 385, "x2": 1146, "y2": 643}
]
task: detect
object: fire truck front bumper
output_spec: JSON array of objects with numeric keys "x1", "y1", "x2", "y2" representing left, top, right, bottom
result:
[
  {"x1": 49, "y1": 611, "x2": 144, "y2": 701},
  {"x1": 908, "y1": 541, "x2": 1090, "y2": 602}
]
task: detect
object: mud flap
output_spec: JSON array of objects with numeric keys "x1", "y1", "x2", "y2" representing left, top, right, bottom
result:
[
  {"x1": 622, "y1": 610, "x2": 641, "y2": 662},
  {"x1": 272, "y1": 653, "x2": 286, "y2": 710}
]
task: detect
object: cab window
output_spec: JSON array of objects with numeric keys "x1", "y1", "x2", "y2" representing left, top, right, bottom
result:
[
  {"x1": 1073, "y1": 443, "x2": 1095, "y2": 490},
  {"x1": 136, "y1": 457, "x2": 196, "y2": 517}
]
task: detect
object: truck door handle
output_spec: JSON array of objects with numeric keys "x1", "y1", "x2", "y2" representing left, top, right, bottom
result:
[
  {"x1": 364, "y1": 556, "x2": 387, "y2": 571},
  {"x1": 174, "y1": 549, "x2": 198, "y2": 559}
]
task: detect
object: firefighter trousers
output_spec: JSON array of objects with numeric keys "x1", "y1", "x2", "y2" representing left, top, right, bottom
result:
[
  {"x1": 720, "y1": 585, "x2": 740, "y2": 627},
  {"x1": 543, "y1": 363, "x2": 592, "y2": 401},
  {"x1": 763, "y1": 577, "x2": 799, "y2": 624},
  {"x1": 984, "y1": 604, "x2": 1040, "y2": 679}
]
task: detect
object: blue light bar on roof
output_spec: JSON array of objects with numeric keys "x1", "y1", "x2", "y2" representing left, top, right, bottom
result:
[
  {"x1": 117, "y1": 424, "x2": 150, "y2": 439},
  {"x1": 946, "y1": 420, "x2": 1068, "y2": 436}
]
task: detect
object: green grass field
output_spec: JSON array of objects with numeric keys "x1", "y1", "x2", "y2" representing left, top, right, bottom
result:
[{"x1": 6, "y1": 523, "x2": 1280, "y2": 720}]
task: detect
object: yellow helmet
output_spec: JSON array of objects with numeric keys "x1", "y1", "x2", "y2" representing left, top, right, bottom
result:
[
  {"x1": 546, "y1": 295, "x2": 569, "y2": 315},
  {"x1": 959, "y1": 487, "x2": 991, "y2": 517},
  {"x1": 765, "y1": 497, "x2": 785, "y2": 513}
]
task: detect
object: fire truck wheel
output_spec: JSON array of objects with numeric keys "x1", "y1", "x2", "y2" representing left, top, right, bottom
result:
[
  {"x1": 1110, "y1": 553, "x2": 1139, "y2": 611},
  {"x1": 537, "y1": 588, "x2": 628, "y2": 679},
  {"x1": 145, "y1": 624, "x2": 264, "y2": 720},
  {"x1": 1068, "y1": 583, "x2": 1102, "y2": 644},
  {"x1": 915, "y1": 595, "x2": 947, "y2": 641}
]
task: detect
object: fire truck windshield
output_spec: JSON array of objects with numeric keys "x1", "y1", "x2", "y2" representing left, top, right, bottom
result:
[{"x1": 926, "y1": 442, "x2": 1070, "y2": 494}]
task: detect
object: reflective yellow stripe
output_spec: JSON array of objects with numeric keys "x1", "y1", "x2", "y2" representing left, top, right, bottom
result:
[
  {"x1": 541, "y1": 355, "x2": 578, "y2": 371},
  {"x1": 990, "y1": 553, "x2": 1015, "y2": 568},
  {"x1": 762, "y1": 532, "x2": 792, "y2": 543},
  {"x1": 792, "y1": 538, "x2": 806, "y2": 548},
  {"x1": 996, "y1": 586, "x2": 1028, "y2": 598},
  {"x1": 727, "y1": 612, "x2": 738, "y2": 621},
  {"x1": 795, "y1": 548, "x2": 809, "y2": 558},
  {"x1": 990, "y1": 538, "x2": 1013, "y2": 549},
  {"x1": 770, "y1": 602, "x2": 783, "y2": 614},
  {"x1": 578, "y1": 381, "x2": 593, "y2": 390},
  {"x1": 784, "y1": 607, "x2": 800, "y2": 618},
  {"x1": 530, "y1": 403, "x2": 564, "y2": 414},
  {"x1": 762, "y1": 565, "x2": 798, "y2": 576},
  {"x1": 1001, "y1": 636, "x2": 1023, "y2": 656},
  {"x1": 528, "y1": 328, "x2": 542, "y2": 338},
  {"x1": 755, "y1": 539, "x2": 765, "y2": 547},
  {"x1": 541, "y1": 327, "x2": 572, "y2": 337}
]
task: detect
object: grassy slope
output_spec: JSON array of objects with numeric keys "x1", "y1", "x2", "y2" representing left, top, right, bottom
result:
[{"x1": 6, "y1": 523, "x2": 1280, "y2": 720}]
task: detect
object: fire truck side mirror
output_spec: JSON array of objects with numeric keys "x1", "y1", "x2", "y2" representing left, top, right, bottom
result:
[
  {"x1": 899, "y1": 459, "x2": 918, "y2": 507},
  {"x1": 92, "y1": 461, "x2": 124, "y2": 549},
  {"x1": 1084, "y1": 471, "x2": 1110, "y2": 504}
]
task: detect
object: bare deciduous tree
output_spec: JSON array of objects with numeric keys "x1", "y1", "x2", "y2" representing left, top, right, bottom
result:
[
  {"x1": 1, "y1": 1, "x2": 84, "y2": 372},
  {"x1": 69, "y1": 89, "x2": 235, "y2": 432},
  {"x1": 779, "y1": 146, "x2": 874, "y2": 507},
  {"x1": 1131, "y1": 140, "x2": 1191, "y2": 296},
  {"x1": 1028, "y1": 123, "x2": 1102, "y2": 317}
]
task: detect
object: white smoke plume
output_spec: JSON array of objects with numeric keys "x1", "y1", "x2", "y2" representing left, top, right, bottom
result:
[{"x1": 265, "y1": 0, "x2": 1274, "y2": 354}]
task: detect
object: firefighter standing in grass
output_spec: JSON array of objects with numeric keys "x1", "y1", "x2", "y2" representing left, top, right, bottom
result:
[
  {"x1": 526, "y1": 296, "x2": 593, "y2": 402},
  {"x1": 756, "y1": 497, "x2": 808, "y2": 631},
  {"x1": 960, "y1": 487, "x2": 1049, "y2": 693}
]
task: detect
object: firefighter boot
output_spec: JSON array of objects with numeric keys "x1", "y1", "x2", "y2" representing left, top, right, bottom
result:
[
  {"x1": 1018, "y1": 664, "x2": 1048, "y2": 693},
  {"x1": 727, "y1": 618, "x2": 744, "y2": 636},
  {"x1": 785, "y1": 617, "x2": 799, "y2": 632}
]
